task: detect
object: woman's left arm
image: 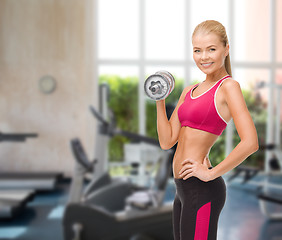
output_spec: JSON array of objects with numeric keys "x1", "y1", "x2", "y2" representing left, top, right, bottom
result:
[{"x1": 208, "y1": 79, "x2": 259, "y2": 180}]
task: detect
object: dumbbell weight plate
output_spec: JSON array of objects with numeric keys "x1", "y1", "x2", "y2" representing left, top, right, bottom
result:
[
  {"x1": 144, "y1": 71, "x2": 175, "y2": 101},
  {"x1": 155, "y1": 71, "x2": 175, "y2": 93}
]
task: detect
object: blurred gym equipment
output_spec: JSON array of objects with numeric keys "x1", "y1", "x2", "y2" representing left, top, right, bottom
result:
[
  {"x1": 0, "y1": 132, "x2": 62, "y2": 219},
  {"x1": 228, "y1": 82, "x2": 282, "y2": 220},
  {"x1": 64, "y1": 83, "x2": 175, "y2": 239}
]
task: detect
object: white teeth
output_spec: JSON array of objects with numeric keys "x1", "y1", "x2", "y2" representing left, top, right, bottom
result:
[
  {"x1": 202, "y1": 63, "x2": 213, "y2": 67},
  {"x1": 202, "y1": 62, "x2": 213, "y2": 67}
]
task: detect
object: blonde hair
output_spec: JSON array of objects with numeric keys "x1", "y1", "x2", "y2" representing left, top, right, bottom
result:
[{"x1": 192, "y1": 20, "x2": 232, "y2": 77}]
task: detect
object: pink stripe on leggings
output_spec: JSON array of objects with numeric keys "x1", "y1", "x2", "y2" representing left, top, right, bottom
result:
[{"x1": 194, "y1": 202, "x2": 211, "y2": 240}]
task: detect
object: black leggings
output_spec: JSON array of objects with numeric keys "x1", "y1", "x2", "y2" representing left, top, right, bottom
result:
[{"x1": 173, "y1": 175, "x2": 226, "y2": 240}]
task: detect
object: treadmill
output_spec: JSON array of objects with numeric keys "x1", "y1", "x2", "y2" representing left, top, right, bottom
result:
[
  {"x1": 0, "y1": 132, "x2": 62, "y2": 219},
  {"x1": 0, "y1": 189, "x2": 34, "y2": 218},
  {"x1": 0, "y1": 172, "x2": 62, "y2": 191}
]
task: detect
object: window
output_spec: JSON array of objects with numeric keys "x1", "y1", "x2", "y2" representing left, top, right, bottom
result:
[
  {"x1": 145, "y1": 0, "x2": 185, "y2": 60},
  {"x1": 98, "y1": 0, "x2": 139, "y2": 60},
  {"x1": 234, "y1": 0, "x2": 270, "y2": 62},
  {"x1": 96, "y1": 0, "x2": 281, "y2": 163},
  {"x1": 277, "y1": 0, "x2": 282, "y2": 62}
]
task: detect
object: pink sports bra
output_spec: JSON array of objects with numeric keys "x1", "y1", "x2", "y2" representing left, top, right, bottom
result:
[{"x1": 177, "y1": 75, "x2": 231, "y2": 136}]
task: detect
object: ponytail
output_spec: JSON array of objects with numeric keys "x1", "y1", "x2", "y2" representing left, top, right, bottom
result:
[{"x1": 225, "y1": 54, "x2": 232, "y2": 77}]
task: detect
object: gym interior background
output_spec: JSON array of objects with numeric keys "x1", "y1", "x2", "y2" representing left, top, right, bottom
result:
[{"x1": 0, "y1": 0, "x2": 282, "y2": 240}]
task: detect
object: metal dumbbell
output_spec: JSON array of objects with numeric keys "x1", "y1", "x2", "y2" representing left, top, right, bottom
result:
[{"x1": 144, "y1": 71, "x2": 175, "y2": 101}]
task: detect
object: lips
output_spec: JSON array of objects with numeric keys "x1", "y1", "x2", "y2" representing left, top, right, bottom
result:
[{"x1": 201, "y1": 62, "x2": 213, "y2": 68}]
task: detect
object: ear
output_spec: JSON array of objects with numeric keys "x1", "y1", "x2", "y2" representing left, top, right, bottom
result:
[{"x1": 225, "y1": 44, "x2": 230, "y2": 57}]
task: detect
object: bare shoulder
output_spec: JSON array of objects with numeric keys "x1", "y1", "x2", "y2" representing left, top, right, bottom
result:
[
  {"x1": 221, "y1": 78, "x2": 243, "y2": 98},
  {"x1": 220, "y1": 78, "x2": 258, "y2": 144},
  {"x1": 220, "y1": 78, "x2": 247, "y2": 113},
  {"x1": 221, "y1": 78, "x2": 241, "y2": 90}
]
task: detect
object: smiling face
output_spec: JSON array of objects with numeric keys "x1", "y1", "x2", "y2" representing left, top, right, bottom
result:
[{"x1": 192, "y1": 32, "x2": 229, "y2": 76}]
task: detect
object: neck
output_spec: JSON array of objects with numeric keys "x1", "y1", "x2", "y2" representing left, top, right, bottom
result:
[{"x1": 205, "y1": 68, "x2": 229, "y2": 83}]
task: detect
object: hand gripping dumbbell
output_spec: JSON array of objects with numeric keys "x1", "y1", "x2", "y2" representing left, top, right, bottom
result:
[{"x1": 144, "y1": 71, "x2": 175, "y2": 100}]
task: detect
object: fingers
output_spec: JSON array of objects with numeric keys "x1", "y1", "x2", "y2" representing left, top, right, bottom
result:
[
  {"x1": 179, "y1": 163, "x2": 193, "y2": 175},
  {"x1": 179, "y1": 158, "x2": 203, "y2": 180},
  {"x1": 179, "y1": 168, "x2": 193, "y2": 178},
  {"x1": 183, "y1": 172, "x2": 194, "y2": 180}
]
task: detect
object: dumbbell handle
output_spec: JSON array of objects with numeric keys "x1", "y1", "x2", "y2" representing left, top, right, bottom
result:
[{"x1": 150, "y1": 83, "x2": 162, "y2": 94}]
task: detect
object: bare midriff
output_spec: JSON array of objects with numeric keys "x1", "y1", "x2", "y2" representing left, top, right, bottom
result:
[{"x1": 173, "y1": 126, "x2": 219, "y2": 179}]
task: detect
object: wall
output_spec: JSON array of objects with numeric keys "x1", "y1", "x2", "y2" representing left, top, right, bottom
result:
[{"x1": 0, "y1": 0, "x2": 97, "y2": 176}]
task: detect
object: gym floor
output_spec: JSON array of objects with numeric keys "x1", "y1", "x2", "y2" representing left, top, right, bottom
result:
[{"x1": 0, "y1": 175, "x2": 282, "y2": 240}]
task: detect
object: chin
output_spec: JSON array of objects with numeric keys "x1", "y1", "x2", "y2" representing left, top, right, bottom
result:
[
  {"x1": 200, "y1": 68, "x2": 214, "y2": 75},
  {"x1": 199, "y1": 66, "x2": 222, "y2": 75}
]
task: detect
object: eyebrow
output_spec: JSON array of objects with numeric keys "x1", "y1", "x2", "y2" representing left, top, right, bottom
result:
[{"x1": 193, "y1": 45, "x2": 217, "y2": 49}]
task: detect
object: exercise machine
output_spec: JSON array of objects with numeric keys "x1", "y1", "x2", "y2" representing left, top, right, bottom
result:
[
  {"x1": 68, "y1": 108, "x2": 162, "y2": 202},
  {"x1": 257, "y1": 144, "x2": 282, "y2": 220},
  {"x1": 0, "y1": 132, "x2": 63, "y2": 219},
  {"x1": 228, "y1": 81, "x2": 282, "y2": 220},
  {"x1": 67, "y1": 104, "x2": 167, "y2": 201},
  {"x1": 0, "y1": 172, "x2": 63, "y2": 191},
  {"x1": 64, "y1": 107, "x2": 174, "y2": 239},
  {"x1": 227, "y1": 165, "x2": 260, "y2": 184},
  {"x1": 63, "y1": 83, "x2": 175, "y2": 239},
  {"x1": 68, "y1": 84, "x2": 163, "y2": 203},
  {"x1": 0, "y1": 132, "x2": 62, "y2": 191},
  {"x1": 256, "y1": 81, "x2": 282, "y2": 220},
  {"x1": 0, "y1": 189, "x2": 34, "y2": 218},
  {"x1": 0, "y1": 132, "x2": 36, "y2": 219},
  {"x1": 63, "y1": 148, "x2": 174, "y2": 240}
]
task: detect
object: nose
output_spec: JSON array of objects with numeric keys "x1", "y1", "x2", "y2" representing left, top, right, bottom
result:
[{"x1": 201, "y1": 51, "x2": 209, "y2": 61}]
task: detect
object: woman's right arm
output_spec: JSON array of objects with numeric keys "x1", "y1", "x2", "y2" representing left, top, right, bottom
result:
[{"x1": 156, "y1": 86, "x2": 192, "y2": 150}]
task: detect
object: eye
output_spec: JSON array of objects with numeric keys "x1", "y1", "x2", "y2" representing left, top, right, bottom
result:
[
  {"x1": 194, "y1": 49, "x2": 200, "y2": 53},
  {"x1": 209, "y1": 48, "x2": 216, "y2": 52}
]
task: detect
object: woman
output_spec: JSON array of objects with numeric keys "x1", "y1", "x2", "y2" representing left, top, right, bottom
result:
[{"x1": 156, "y1": 20, "x2": 258, "y2": 240}]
